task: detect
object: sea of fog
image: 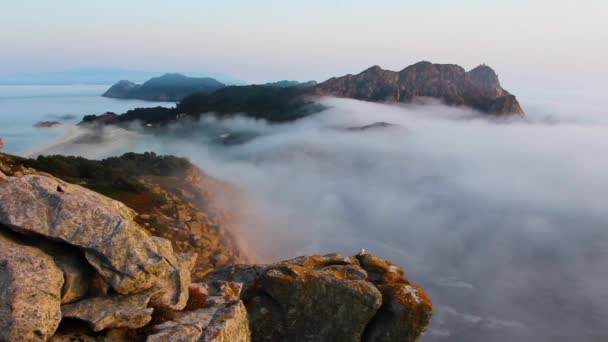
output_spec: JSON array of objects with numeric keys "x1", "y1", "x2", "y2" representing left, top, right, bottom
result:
[{"x1": 1, "y1": 85, "x2": 607, "y2": 341}]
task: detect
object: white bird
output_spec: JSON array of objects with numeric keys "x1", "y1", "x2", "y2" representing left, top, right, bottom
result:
[{"x1": 359, "y1": 248, "x2": 367, "y2": 255}]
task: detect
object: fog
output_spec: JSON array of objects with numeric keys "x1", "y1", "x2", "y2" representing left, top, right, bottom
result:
[{"x1": 32, "y1": 97, "x2": 608, "y2": 341}]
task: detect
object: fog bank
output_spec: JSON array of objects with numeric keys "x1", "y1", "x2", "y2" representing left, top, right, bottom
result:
[{"x1": 33, "y1": 97, "x2": 608, "y2": 341}]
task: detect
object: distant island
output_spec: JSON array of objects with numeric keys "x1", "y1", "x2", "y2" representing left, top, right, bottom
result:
[
  {"x1": 84, "y1": 61, "x2": 524, "y2": 126},
  {"x1": 102, "y1": 73, "x2": 227, "y2": 101},
  {"x1": 103, "y1": 75, "x2": 320, "y2": 102}
]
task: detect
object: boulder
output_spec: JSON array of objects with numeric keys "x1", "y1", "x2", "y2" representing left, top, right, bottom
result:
[
  {"x1": 206, "y1": 254, "x2": 383, "y2": 342},
  {"x1": 0, "y1": 174, "x2": 173, "y2": 294},
  {"x1": 147, "y1": 281, "x2": 250, "y2": 342},
  {"x1": 363, "y1": 283, "x2": 433, "y2": 342},
  {"x1": 200, "y1": 301, "x2": 250, "y2": 342},
  {"x1": 205, "y1": 253, "x2": 434, "y2": 342},
  {"x1": 0, "y1": 229, "x2": 64, "y2": 341},
  {"x1": 355, "y1": 253, "x2": 433, "y2": 342},
  {"x1": 149, "y1": 251, "x2": 198, "y2": 311},
  {"x1": 61, "y1": 289, "x2": 157, "y2": 332}
]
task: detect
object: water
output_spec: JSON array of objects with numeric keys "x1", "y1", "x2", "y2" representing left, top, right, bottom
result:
[{"x1": 0, "y1": 85, "x2": 174, "y2": 154}]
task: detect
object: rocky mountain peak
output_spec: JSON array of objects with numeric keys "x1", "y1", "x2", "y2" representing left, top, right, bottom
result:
[
  {"x1": 314, "y1": 61, "x2": 524, "y2": 115},
  {"x1": 360, "y1": 65, "x2": 384, "y2": 74},
  {"x1": 467, "y1": 64, "x2": 504, "y2": 97}
]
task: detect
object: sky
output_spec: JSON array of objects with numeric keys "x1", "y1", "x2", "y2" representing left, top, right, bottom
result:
[{"x1": 1, "y1": 0, "x2": 607, "y2": 85}]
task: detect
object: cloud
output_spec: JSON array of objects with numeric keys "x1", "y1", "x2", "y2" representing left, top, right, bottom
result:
[{"x1": 33, "y1": 97, "x2": 608, "y2": 341}]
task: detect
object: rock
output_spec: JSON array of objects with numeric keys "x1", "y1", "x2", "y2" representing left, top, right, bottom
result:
[
  {"x1": 36, "y1": 239, "x2": 93, "y2": 304},
  {"x1": 0, "y1": 170, "x2": 7, "y2": 184},
  {"x1": 185, "y1": 283, "x2": 210, "y2": 310},
  {"x1": 207, "y1": 254, "x2": 383, "y2": 342},
  {"x1": 88, "y1": 272, "x2": 111, "y2": 297},
  {"x1": 363, "y1": 283, "x2": 433, "y2": 342},
  {"x1": 33, "y1": 121, "x2": 61, "y2": 128},
  {"x1": 0, "y1": 136, "x2": 3, "y2": 151},
  {"x1": 147, "y1": 281, "x2": 250, "y2": 342},
  {"x1": 355, "y1": 254, "x2": 433, "y2": 342},
  {"x1": 206, "y1": 253, "x2": 434, "y2": 342},
  {"x1": 61, "y1": 289, "x2": 157, "y2": 332},
  {"x1": 49, "y1": 331, "x2": 98, "y2": 342},
  {"x1": 313, "y1": 61, "x2": 524, "y2": 115},
  {"x1": 149, "y1": 252, "x2": 198, "y2": 311},
  {"x1": 0, "y1": 229, "x2": 64, "y2": 341},
  {"x1": 202, "y1": 265, "x2": 268, "y2": 298},
  {"x1": 212, "y1": 253, "x2": 230, "y2": 267},
  {"x1": 0, "y1": 174, "x2": 173, "y2": 294},
  {"x1": 200, "y1": 301, "x2": 250, "y2": 342},
  {"x1": 356, "y1": 253, "x2": 406, "y2": 284}
]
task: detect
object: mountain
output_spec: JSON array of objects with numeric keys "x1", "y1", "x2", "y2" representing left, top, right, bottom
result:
[
  {"x1": 261, "y1": 80, "x2": 318, "y2": 88},
  {"x1": 102, "y1": 73, "x2": 226, "y2": 101},
  {"x1": 82, "y1": 61, "x2": 524, "y2": 126},
  {"x1": 312, "y1": 61, "x2": 524, "y2": 115}
]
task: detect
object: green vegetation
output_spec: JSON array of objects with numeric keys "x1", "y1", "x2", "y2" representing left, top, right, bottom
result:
[
  {"x1": 176, "y1": 85, "x2": 325, "y2": 122},
  {"x1": 18, "y1": 152, "x2": 192, "y2": 199},
  {"x1": 84, "y1": 85, "x2": 326, "y2": 126}
]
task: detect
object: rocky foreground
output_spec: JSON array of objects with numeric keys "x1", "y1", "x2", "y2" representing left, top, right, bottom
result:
[{"x1": 0, "y1": 146, "x2": 433, "y2": 341}]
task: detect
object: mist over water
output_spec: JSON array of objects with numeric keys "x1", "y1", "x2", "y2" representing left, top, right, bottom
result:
[
  {"x1": 0, "y1": 85, "x2": 174, "y2": 154},
  {"x1": 25, "y1": 97, "x2": 608, "y2": 341}
]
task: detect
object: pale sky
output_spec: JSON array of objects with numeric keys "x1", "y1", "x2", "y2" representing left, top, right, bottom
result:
[{"x1": 1, "y1": 0, "x2": 606, "y2": 85}]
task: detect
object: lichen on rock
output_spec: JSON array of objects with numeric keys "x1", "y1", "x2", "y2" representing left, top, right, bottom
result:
[{"x1": 0, "y1": 230, "x2": 64, "y2": 341}]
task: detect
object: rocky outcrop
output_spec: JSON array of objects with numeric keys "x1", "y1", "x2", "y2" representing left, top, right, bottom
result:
[
  {"x1": 313, "y1": 61, "x2": 524, "y2": 115},
  {"x1": 204, "y1": 253, "x2": 433, "y2": 342},
  {"x1": 356, "y1": 254, "x2": 433, "y2": 341},
  {"x1": 61, "y1": 289, "x2": 157, "y2": 332},
  {"x1": 0, "y1": 153, "x2": 433, "y2": 341},
  {"x1": 2, "y1": 152, "x2": 246, "y2": 280},
  {"x1": 0, "y1": 230, "x2": 64, "y2": 341},
  {"x1": 0, "y1": 165, "x2": 251, "y2": 341},
  {"x1": 148, "y1": 249, "x2": 198, "y2": 310},
  {"x1": 147, "y1": 281, "x2": 250, "y2": 342},
  {"x1": 0, "y1": 174, "x2": 174, "y2": 294}
]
